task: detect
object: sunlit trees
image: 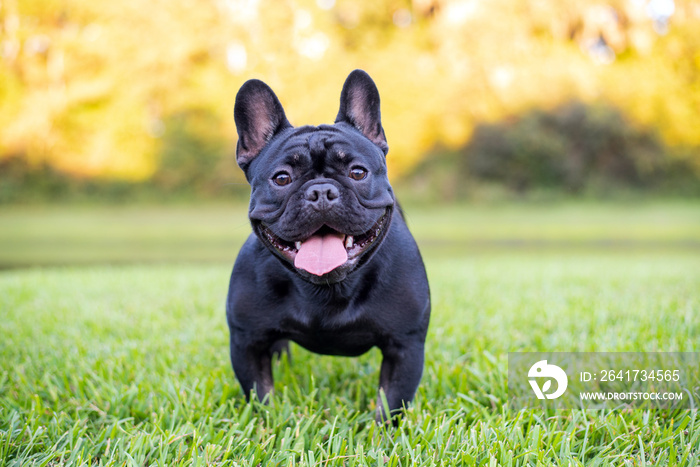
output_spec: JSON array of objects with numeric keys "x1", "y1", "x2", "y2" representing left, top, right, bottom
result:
[{"x1": 1, "y1": 0, "x2": 698, "y2": 198}]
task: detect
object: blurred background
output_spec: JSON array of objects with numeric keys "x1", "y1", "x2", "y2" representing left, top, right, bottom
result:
[{"x1": 1, "y1": 0, "x2": 699, "y2": 267}]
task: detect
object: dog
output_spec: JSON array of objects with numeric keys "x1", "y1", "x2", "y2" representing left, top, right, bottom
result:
[{"x1": 226, "y1": 69, "x2": 430, "y2": 422}]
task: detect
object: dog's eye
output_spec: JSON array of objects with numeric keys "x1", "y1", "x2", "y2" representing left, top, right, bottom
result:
[
  {"x1": 349, "y1": 167, "x2": 367, "y2": 181},
  {"x1": 272, "y1": 172, "x2": 292, "y2": 186}
]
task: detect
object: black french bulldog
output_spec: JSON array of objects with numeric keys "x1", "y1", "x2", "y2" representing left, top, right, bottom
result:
[{"x1": 226, "y1": 69, "x2": 430, "y2": 422}]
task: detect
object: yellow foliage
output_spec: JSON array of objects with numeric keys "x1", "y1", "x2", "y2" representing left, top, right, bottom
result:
[{"x1": 1, "y1": 0, "x2": 699, "y2": 180}]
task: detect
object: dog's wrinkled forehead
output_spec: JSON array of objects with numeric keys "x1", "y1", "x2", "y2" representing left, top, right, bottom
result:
[
  {"x1": 265, "y1": 124, "x2": 384, "y2": 172},
  {"x1": 306, "y1": 131, "x2": 336, "y2": 173},
  {"x1": 307, "y1": 132, "x2": 327, "y2": 155}
]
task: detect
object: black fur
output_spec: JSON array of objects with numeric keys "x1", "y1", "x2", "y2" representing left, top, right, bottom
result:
[{"x1": 227, "y1": 70, "x2": 430, "y2": 423}]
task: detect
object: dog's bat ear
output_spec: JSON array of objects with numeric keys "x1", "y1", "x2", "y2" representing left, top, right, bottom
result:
[
  {"x1": 234, "y1": 79, "x2": 292, "y2": 169},
  {"x1": 335, "y1": 70, "x2": 388, "y2": 155}
]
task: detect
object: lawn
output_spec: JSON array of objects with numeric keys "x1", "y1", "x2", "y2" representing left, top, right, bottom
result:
[
  {"x1": 1, "y1": 202, "x2": 700, "y2": 465},
  {"x1": 1, "y1": 201, "x2": 698, "y2": 268}
]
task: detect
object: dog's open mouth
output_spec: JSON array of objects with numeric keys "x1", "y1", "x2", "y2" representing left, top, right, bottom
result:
[{"x1": 257, "y1": 211, "x2": 390, "y2": 276}]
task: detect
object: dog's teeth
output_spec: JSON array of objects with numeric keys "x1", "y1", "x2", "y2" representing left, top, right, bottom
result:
[
  {"x1": 345, "y1": 236, "x2": 354, "y2": 249},
  {"x1": 295, "y1": 241, "x2": 302, "y2": 250}
]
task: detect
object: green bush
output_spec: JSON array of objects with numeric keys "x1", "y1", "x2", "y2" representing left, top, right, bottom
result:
[
  {"x1": 464, "y1": 102, "x2": 672, "y2": 193},
  {"x1": 151, "y1": 109, "x2": 243, "y2": 197},
  {"x1": 0, "y1": 156, "x2": 73, "y2": 203},
  {"x1": 400, "y1": 101, "x2": 700, "y2": 201}
]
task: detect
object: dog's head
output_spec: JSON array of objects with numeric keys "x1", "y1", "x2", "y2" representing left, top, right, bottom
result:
[{"x1": 233, "y1": 70, "x2": 394, "y2": 284}]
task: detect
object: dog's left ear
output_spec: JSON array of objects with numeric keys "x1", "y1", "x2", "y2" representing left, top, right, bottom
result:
[{"x1": 335, "y1": 70, "x2": 388, "y2": 155}]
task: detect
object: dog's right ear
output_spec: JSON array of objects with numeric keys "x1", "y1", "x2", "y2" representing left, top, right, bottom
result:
[{"x1": 234, "y1": 79, "x2": 292, "y2": 169}]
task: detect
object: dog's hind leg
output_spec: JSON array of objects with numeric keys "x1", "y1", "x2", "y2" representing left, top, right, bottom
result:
[
  {"x1": 376, "y1": 339, "x2": 425, "y2": 425},
  {"x1": 270, "y1": 339, "x2": 292, "y2": 363}
]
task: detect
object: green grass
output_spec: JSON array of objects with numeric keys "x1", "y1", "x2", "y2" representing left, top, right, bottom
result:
[{"x1": 1, "y1": 202, "x2": 700, "y2": 465}]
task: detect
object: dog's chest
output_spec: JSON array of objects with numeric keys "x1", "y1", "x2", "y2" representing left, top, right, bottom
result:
[{"x1": 280, "y1": 305, "x2": 381, "y2": 357}]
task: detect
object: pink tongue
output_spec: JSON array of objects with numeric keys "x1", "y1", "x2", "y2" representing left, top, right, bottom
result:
[{"x1": 294, "y1": 232, "x2": 348, "y2": 276}]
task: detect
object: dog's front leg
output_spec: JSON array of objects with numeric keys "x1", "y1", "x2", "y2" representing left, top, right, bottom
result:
[
  {"x1": 229, "y1": 337, "x2": 274, "y2": 402},
  {"x1": 376, "y1": 339, "x2": 425, "y2": 424}
]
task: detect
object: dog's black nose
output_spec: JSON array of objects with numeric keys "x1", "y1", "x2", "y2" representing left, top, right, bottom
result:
[{"x1": 305, "y1": 183, "x2": 340, "y2": 209}]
